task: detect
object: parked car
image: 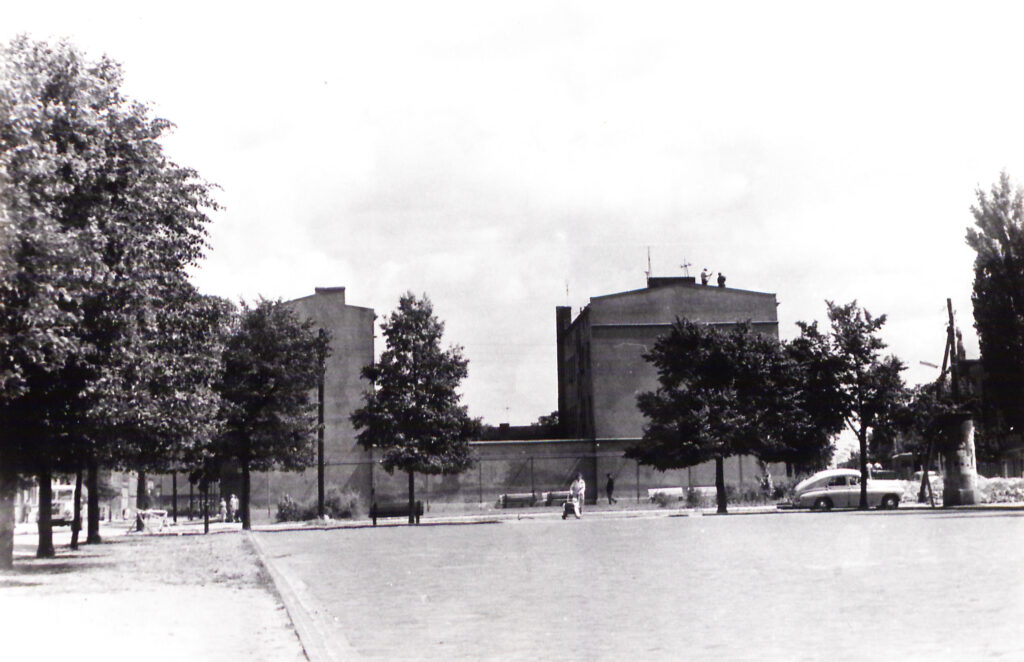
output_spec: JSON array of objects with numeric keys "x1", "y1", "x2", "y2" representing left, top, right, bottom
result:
[{"x1": 789, "y1": 468, "x2": 902, "y2": 511}]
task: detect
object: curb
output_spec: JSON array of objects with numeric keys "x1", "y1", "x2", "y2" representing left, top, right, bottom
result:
[{"x1": 246, "y1": 531, "x2": 360, "y2": 661}]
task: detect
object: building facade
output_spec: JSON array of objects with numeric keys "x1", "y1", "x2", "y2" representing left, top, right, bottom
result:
[{"x1": 556, "y1": 276, "x2": 779, "y2": 440}]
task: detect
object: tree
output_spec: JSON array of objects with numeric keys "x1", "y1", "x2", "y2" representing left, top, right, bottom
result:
[
  {"x1": 1, "y1": 36, "x2": 218, "y2": 561},
  {"x1": 770, "y1": 321, "x2": 848, "y2": 470},
  {"x1": 628, "y1": 321, "x2": 785, "y2": 513},
  {"x1": 351, "y1": 293, "x2": 475, "y2": 523},
  {"x1": 216, "y1": 299, "x2": 328, "y2": 530},
  {"x1": 966, "y1": 172, "x2": 1024, "y2": 447},
  {"x1": 824, "y1": 301, "x2": 906, "y2": 509}
]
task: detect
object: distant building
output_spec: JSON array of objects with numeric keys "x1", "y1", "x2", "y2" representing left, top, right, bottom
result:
[
  {"x1": 556, "y1": 276, "x2": 779, "y2": 439},
  {"x1": 268, "y1": 287, "x2": 376, "y2": 502}
]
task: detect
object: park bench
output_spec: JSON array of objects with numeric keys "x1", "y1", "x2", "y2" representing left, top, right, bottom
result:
[
  {"x1": 544, "y1": 490, "x2": 571, "y2": 506},
  {"x1": 129, "y1": 508, "x2": 168, "y2": 533},
  {"x1": 370, "y1": 500, "x2": 424, "y2": 526},
  {"x1": 497, "y1": 492, "x2": 537, "y2": 508},
  {"x1": 648, "y1": 487, "x2": 685, "y2": 502}
]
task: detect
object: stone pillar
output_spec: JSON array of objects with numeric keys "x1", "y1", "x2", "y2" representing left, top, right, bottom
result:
[{"x1": 943, "y1": 418, "x2": 979, "y2": 506}]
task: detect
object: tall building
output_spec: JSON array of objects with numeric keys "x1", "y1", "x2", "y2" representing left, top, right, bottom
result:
[
  {"x1": 273, "y1": 287, "x2": 376, "y2": 499},
  {"x1": 556, "y1": 276, "x2": 779, "y2": 440}
]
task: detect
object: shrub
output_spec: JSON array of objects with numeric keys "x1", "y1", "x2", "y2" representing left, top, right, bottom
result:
[
  {"x1": 275, "y1": 488, "x2": 362, "y2": 522},
  {"x1": 653, "y1": 491, "x2": 677, "y2": 508},
  {"x1": 685, "y1": 487, "x2": 702, "y2": 508}
]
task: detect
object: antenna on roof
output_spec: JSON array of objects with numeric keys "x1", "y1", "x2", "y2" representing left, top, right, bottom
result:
[
  {"x1": 680, "y1": 258, "x2": 692, "y2": 277},
  {"x1": 645, "y1": 247, "x2": 652, "y2": 280}
]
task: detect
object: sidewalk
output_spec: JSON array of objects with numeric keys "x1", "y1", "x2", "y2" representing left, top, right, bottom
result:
[{"x1": 2, "y1": 522, "x2": 308, "y2": 662}]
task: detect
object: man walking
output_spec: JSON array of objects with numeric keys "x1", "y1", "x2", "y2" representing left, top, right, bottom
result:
[{"x1": 606, "y1": 473, "x2": 617, "y2": 504}]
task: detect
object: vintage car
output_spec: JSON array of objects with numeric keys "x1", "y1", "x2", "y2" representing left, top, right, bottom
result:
[{"x1": 789, "y1": 468, "x2": 902, "y2": 511}]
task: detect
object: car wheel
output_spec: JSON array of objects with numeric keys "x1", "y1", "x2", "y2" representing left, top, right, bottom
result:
[
  {"x1": 881, "y1": 495, "x2": 899, "y2": 510},
  {"x1": 813, "y1": 497, "x2": 832, "y2": 512}
]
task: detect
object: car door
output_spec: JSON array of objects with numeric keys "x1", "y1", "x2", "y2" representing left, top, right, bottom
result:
[
  {"x1": 847, "y1": 474, "x2": 862, "y2": 507},
  {"x1": 825, "y1": 475, "x2": 849, "y2": 508}
]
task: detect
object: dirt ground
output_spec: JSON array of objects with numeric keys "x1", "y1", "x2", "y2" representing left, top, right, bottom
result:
[{"x1": 0, "y1": 523, "x2": 307, "y2": 662}]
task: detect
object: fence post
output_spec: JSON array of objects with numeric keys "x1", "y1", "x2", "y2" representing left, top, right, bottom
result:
[
  {"x1": 530, "y1": 457, "x2": 535, "y2": 498},
  {"x1": 478, "y1": 463, "x2": 483, "y2": 505}
]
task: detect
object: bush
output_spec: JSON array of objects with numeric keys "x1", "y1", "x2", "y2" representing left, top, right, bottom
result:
[
  {"x1": 275, "y1": 488, "x2": 362, "y2": 522},
  {"x1": 653, "y1": 491, "x2": 678, "y2": 508}
]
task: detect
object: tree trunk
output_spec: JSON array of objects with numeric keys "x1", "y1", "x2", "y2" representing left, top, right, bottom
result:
[
  {"x1": 408, "y1": 471, "x2": 416, "y2": 524},
  {"x1": 86, "y1": 457, "x2": 101, "y2": 544},
  {"x1": 858, "y1": 430, "x2": 869, "y2": 509},
  {"x1": 202, "y1": 482, "x2": 210, "y2": 534},
  {"x1": 70, "y1": 470, "x2": 82, "y2": 550},
  {"x1": 37, "y1": 467, "x2": 54, "y2": 558},
  {"x1": 136, "y1": 471, "x2": 149, "y2": 511},
  {"x1": 241, "y1": 457, "x2": 251, "y2": 530},
  {"x1": 714, "y1": 457, "x2": 727, "y2": 514},
  {"x1": 0, "y1": 463, "x2": 17, "y2": 570}
]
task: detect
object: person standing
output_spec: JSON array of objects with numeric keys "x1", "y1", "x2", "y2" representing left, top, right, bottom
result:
[
  {"x1": 606, "y1": 473, "x2": 617, "y2": 504},
  {"x1": 218, "y1": 497, "x2": 227, "y2": 522},
  {"x1": 717, "y1": 272, "x2": 726, "y2": 287},
  {"x1": 568, "y1": 473, "x2": 586, "y2": 519},
  {"x1": 700, "y1": 268, "x2": 711, "y2": 286},
  {"x1": 229, "y1": 494, "x2": 240, "y2": 522}
]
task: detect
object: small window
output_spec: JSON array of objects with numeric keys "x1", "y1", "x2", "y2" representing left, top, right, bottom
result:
[{"x1": 827, "y1": 476, "x2": 846, "y2": 487}]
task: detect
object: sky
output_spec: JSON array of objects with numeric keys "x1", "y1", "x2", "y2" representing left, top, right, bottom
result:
[{"x1": 5, "y1": 1, "x2": 1024, "y2": 427}]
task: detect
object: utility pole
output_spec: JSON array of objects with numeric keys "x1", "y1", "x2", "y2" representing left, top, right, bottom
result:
[
  {"x1": 317, "y1": 329, "x2": 327, "y2": 519},
  {"x1": 942, "y1": 299, "x2": 979, "y2": 506}
]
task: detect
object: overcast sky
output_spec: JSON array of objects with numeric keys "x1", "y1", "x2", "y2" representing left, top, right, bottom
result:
[{"x1": 6, "y1": 2, "x2": 1024, "y2": 426}]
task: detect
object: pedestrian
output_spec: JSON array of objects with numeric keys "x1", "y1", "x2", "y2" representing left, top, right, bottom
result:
[
  {"x1": 606, "y1": 473, "x2": 617, "y2": 504},
  {"x1": 700, "y1": 268, "x2": 711, "y2": 286},
  {"x1": 219, "y1": 497, "x2": 227, "y2": 522},
  {"x1": 229, "y1": 493, "x2": 240, "y2": 522},
  {"x1": 717, "y1": 272, "x2": 726, "y2": 287},
  {"x1": 566, "y1": 473, "x2": 586, "y2": 519}
]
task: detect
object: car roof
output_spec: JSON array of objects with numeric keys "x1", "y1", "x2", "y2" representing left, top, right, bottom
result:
[{"x1": 809, "y1": 469, "x2": 860, "y2": 479}]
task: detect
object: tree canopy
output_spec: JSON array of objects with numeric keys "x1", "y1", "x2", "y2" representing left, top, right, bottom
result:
[
  {"x1": 0, "y1": 36, "x2": 218, "y2": 561},
  {"x1": 352, "y1": 293, "x2": 475, "y2": 520},
  {"x1": 215, "y1": 299, "x2": 329, "y2": 529},
  {"x1": 967, "y1": 172, "x2": 1024, "y2": 444},
  {"x1": 823, "y1": 300, "x2": 906, "y2": 508}
]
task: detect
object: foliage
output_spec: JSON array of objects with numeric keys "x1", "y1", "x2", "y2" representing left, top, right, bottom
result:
[
  {"x1": 216, "y1": 299, "x2": 329, "y2": 528},
  {"x1": 352, "y1": 292, "x2": 475, "y2": 476},
  {"x1": 822, "y1": 301, "x2": 907, "y2": 507},
  {"x1": 966, "y1": 172, "x2": 1024, "y2": 443},
  {"x1": 0, "y1": 36, "x2": 218, "y2": 558},
  {"x1": 627, "y1": 320, "x2": 838, "y2": 512},
  {"x1": 275, "y1": 487, "x2": 361, "y2": 521}
]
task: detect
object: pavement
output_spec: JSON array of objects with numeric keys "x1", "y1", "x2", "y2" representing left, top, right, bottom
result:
[{"x1": 5, "y1": 498, "x2": 1012, "y2": 662}]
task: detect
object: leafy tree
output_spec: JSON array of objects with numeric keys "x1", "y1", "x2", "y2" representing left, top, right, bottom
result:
[
  {"x1": 966, "y1": 172, "x2": 1024, "y2": 448},
  {"x1": 628, "y1": 321, "x2": 781, "y2": 513},
  {"x1": 216, "y1": 299, "x2": 329, "y2": 530},
  {"x1": 824, "y1": 301, "x2": 906, "y2": 509},
  {"x1": 351, "y1": 293, "x2": 475, "y2": 523},
  {"x1": 0, "y1": 36, "x2": 217, "y2": 562}
]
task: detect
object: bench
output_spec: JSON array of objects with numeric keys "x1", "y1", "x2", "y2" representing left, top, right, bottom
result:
[
  {"x1": 497, "y1": 493, "x2": 537, "y2": 508},
  {"x1": 544, "y1": 490, "x2": 571, "y2": 506},
  {"x1": 370, "y1": 501, "x2": 424, "y2": 526},
  {"x1": 648, "y1": 487, "x2": 685, "y2": 502},
  {"x1": 130, "y1": 509, "x2": 168, "y2": 533}
]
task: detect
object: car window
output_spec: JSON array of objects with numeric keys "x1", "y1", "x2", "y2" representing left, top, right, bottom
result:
[
  {"x1": 849, "y1": 475, "x2": 860, "y2": 486},
  {"x1": 827, "y1": 476, "x2": 846, "y2": 487}
]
